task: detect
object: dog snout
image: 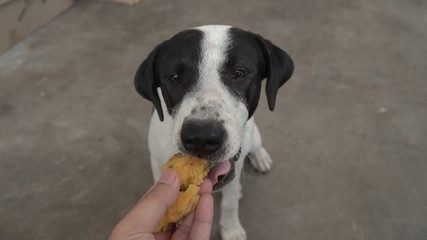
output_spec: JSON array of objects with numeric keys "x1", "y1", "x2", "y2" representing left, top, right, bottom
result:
[{"x1": 180, "y1": 120, "x2": 226, "y2": 157}]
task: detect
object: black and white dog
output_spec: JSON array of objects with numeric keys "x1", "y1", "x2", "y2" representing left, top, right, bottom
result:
[{"x1": 134, "y1": 25, "x2": 293, "y2": 240}]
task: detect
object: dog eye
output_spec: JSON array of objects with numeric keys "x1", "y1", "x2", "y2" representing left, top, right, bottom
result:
[
  {"x1": 233, "y1": 70, "x2": 246, "y2": 79},
  {"x1": 168, "y1": 74, "x2": 179, "y2": 83}
]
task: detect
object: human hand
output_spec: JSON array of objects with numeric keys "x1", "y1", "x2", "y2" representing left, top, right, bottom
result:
[{"x1": 109, "y1": 169, "x2": 214, "y2": 240}]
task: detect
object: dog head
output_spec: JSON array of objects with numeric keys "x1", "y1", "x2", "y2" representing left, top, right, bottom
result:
[{"x1": 135, "y1": 25, "x2": 293, "y2": 175}]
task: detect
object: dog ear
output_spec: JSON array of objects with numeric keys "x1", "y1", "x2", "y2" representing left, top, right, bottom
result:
[
  {"x1": 257, "y1": 35, "x2": 294, "y2": 111},
  {"x1": 134, "y1": 46, "x2": 164, "y2": 121}
]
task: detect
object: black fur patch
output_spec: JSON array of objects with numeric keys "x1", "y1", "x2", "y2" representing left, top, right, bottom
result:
[
  {"x1": 154, "y1": 30, "x2": 203, "y2": 116},
  {"x1": 221, "y1": 28, "x2": 267, "y2": 119}
]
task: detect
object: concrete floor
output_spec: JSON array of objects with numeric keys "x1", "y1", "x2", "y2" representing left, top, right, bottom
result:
[{"x1": 1, "y1": 0, "x2": 426, "y2": 239}]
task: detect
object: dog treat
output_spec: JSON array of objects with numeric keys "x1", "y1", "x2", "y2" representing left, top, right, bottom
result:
[{"x1": 154, "y1": 153, "x2": 211, "y2": 232}]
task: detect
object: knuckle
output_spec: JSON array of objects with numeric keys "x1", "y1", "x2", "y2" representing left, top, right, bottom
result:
[
  {"x1": 177, "y1": 222, "x2": 192, "y2": 235},
  {"x1": 146, "y1": 188, "x2": 162, "y2": 201},
  {"x1": 144, "y1": 187, "x2": 169, "y2": 212}
]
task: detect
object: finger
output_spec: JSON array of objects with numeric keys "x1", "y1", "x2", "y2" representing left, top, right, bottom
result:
[
  {"x1": 153, "y1": 230, "x2": 174, "y2": 240},
  {"x1": 171, "y1": 212, "x2": 195, "y2": 240},
  {"x1": 189, "y1": 193, "x2": 214, "y2": 240},
  {"x1": 116, "y1": 169, "x2": 180, "y2": 234},
  {"x1": 172, "y1": 179, "x2": 213, "y2": 240},
  {"x1": 199, "y1": 178, "x2": 213, "y2": 195}
]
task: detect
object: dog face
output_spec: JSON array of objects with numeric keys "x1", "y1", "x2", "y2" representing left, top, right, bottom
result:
[{"x1": 135, "y1": 25, "x2": 293, "y2": 164}]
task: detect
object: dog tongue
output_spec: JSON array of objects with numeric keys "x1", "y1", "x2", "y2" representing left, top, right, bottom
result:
[{"x1": 208, "y1": 161, "x2": 231, "y2": 185}]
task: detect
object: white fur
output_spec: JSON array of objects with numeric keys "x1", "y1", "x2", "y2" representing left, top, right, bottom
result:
[{"x1": 147, "y1": 25, "x2": 273, "y2": 240}]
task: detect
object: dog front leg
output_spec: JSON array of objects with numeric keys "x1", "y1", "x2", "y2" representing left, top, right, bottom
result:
[
  {"x1": 220, "y1": 178, "x2": 247, "y2": 240},
  {"x1": 248, "y1": 122, "x2": 273, "y2": 173},
  {"x1": 150, "y1": 156, "x2": 163, "y2": 182}
]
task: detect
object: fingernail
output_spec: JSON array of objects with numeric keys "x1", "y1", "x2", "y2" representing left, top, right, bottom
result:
[{"x1": 159, "y1": 168, "x2": 176, "y2": 184}]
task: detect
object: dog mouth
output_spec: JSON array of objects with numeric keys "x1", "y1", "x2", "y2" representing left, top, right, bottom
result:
[{"x1": 207, "y1": 148, "x2": 241, "y2": 190}]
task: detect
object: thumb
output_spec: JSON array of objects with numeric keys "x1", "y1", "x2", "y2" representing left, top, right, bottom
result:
[{"x1": 112, "y1": 169, "x2": 180, "y2": 236}]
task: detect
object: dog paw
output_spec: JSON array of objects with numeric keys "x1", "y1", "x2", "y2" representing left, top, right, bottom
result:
[
  {"x1": 221, "y1": 223, "x2": 247, "y2": 240},
  {"x1": 248, "y1": 147, "x2": 273, "y2": 173}
]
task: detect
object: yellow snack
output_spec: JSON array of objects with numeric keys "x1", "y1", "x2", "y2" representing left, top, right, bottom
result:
[{"x1": 154, "y1": 153, "x2": 211, "y2": 232}]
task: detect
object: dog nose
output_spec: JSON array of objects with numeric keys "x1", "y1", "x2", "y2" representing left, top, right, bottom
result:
[{"x1": 181, "y1": 120, "x2": 226, "y2": 157}]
